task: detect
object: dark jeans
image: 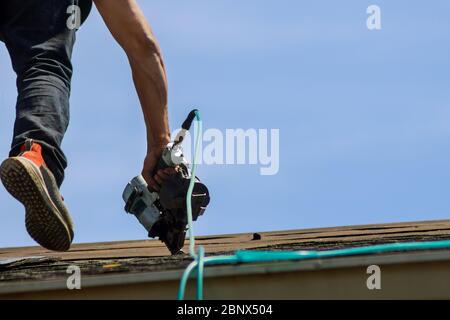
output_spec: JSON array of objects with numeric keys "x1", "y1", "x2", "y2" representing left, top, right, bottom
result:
[{"x1": 0, "y1": 0, "x2": 92, "y2": 187}]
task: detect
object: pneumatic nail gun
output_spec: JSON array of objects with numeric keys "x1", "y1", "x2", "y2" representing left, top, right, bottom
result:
[{"x1": 122, "y1": 110, "x2": 210, "y2": 255}]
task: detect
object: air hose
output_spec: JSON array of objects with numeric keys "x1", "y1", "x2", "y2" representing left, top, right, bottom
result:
[{"x1": 179, "y1": 110, "x2": 450, "y2": 300}]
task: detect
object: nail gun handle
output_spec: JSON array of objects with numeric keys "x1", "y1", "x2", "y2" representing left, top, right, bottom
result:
[
  {"x1": 146, "y1": 149, "x2": 173, "y2": 193},
  {"x1": 153, "y1": 153, "x2": 171, "y2": 173}
]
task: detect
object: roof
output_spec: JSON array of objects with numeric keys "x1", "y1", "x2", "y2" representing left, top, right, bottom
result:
[
  {"x1": 2, "y1": 219, "x2": 450, "y2": 280},
  {"x1": 2, "y1": 219, "x2": 450, "y2": 299}
]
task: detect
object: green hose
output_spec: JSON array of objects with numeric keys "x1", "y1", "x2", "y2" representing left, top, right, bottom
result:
[
  {"x1": 178, "y1": 240, "x2": 450, "y2": 300},
  {"x1": 196, "y1": 246, "x2": 205, "y2": 300},
  {"x1": 177, "y1": 109, "x2": 204, "y2": 300},
  {"x1": 186, "y1": 110, "x2": 202, "y2": 259},
  {"x1": 177, "y1": 109, "x2": 450, "y2": 300}
]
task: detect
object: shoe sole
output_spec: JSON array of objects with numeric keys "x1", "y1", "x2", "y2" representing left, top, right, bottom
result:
[{"x1": 0, "y1": 157, "x2": 72, "y2": 251}]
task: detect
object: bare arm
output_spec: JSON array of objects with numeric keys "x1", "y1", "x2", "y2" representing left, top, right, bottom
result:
[{"x1": 94, "y1": 0, "x2": 172, "y2": 189}]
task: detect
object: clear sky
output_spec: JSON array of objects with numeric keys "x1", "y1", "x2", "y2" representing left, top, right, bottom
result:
[{"x1": 1, "y1": 1, "x2": 450, "y2": 248}]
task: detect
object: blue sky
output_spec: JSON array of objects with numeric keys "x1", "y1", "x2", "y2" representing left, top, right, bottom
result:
[{"x1": 1, "y1": 1, "x2": 450, "y2": 248}]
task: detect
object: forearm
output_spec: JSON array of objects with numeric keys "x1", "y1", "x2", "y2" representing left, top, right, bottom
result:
[
  {"x1": 94, "y1": 0, "x2": 170, "y2": 155},
  {"x1": 128, "y1": 43, "x2": 170, "y2": 154}
]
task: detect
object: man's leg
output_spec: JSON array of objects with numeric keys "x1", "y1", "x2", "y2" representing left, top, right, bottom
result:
[
  {"x1": 0, "y1": 0, "x2": 79, "y2": 251},
  {"x1": 3, "y1": 0, "x2": 76, "y2": 187}
]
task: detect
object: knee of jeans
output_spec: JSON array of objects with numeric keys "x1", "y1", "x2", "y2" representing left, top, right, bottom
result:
[
  {"x1": 9, "y1": 26, "x2": 75, "y2": 86},
  {"x1": 23, "y1": 49, "x2": 74, "y2": 86}
]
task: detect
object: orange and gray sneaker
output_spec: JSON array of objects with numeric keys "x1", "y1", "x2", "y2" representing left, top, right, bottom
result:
[{"x1": 0, "y1": 139, "x2": 74, "y2": 251}]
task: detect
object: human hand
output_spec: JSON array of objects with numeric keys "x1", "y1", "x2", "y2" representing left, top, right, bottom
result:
[{"x1": 142, "y1": 152, "x2": 177, "y2": 192}]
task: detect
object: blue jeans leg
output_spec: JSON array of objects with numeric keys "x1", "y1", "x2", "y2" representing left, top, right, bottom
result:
[{"x1": 1, "y1": 0, "x2": 78, "y2": 187}]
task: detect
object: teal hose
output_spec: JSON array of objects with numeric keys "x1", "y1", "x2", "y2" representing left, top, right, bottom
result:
[
  {"x1": 235, "y1": 240, "x2": 450, "y2": 262},
  {"x1": 177, "y1": 259, "x2": 198, "y2": 300},
  {"x1": 176, "y1": 109, "x2": 450, "y2": 300},
  {"x1": 197, "y1": 246, "x2": 205, "y2": 300},
  {"x1": 186, "y1": 110, "x2": 202, "y2": 258},
  {"x1": 177, "y1": 109, "x2": 203, "y2": 300},
  {"x1": 178, "y1": 240, "x2": 450, "y2": 300}
]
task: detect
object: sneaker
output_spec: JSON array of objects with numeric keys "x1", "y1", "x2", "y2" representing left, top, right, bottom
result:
[{"x1": 0, "y1": 139, "x2": 74, "y2": 251}]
